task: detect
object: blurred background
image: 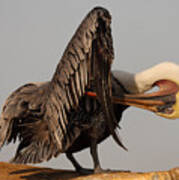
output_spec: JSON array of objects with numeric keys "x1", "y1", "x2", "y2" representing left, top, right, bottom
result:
[{"x1": 0, "y1": 0, "x2": 179, "y2": 172}]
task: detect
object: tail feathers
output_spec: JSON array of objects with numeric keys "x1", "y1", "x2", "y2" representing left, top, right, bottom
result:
[
  {"x1": 0, "y1": 116, "x2": 13, "y2": 150},
  {"x1": 11, "y1": 140, "x2": 60, "y2": 164},
  {"x1": 0, "y1": 131, "x2": 7, "y2": 150},
  {"x1": 113, "y1": 129, "x2": 128, "y2": 151}
]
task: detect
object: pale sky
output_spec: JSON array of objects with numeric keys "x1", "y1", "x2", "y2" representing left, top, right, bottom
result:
[{"x1": 0, "y1": 0, "x2": 179, "y2": 172}]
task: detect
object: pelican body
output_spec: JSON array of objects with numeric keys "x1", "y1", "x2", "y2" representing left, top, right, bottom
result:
[
  {"x1": 0, "y1": 7, "x2": 127, "y2": 173},
  {"x1": 0, "y1": 5, "x2": 179, "y2": 174}
]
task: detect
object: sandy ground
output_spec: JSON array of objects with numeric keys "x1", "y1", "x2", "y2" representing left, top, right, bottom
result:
[{"x1": 0, "y1": 162, "x2": 179, "y2": 180}]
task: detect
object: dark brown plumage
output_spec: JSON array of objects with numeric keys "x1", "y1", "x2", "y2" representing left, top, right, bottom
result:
[{"x1": 0, "y1": 7, "x2": 125, "y2": 173}]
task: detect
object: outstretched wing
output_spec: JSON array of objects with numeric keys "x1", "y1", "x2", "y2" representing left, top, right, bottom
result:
[
  {"x1": 47, "y1": 6, "x2": 121, "y2": 153},
  {"x1": 0, "y1": 82, "x2": 58, "y2": 163}
]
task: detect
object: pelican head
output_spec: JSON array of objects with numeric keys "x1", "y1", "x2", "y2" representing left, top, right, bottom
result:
[{"x1": 113, "y1": 62, "x2": 179, "y2": 119}]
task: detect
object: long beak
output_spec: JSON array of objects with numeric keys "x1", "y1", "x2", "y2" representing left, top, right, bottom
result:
[{"x1": 86, "y1": 80, "x2": 179, "y2": 119}]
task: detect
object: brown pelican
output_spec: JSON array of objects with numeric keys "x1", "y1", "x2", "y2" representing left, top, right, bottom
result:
[{"x1": 0, "y1": 6, "x2": 178, "y2": 173}]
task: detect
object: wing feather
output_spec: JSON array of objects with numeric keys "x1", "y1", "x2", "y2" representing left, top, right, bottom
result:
[{"x1": 45, "y1": 7, "x2": 116, "y2": 152}]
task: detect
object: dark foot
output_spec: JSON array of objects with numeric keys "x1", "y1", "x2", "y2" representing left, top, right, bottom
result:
[
  {"x1": 76, "y1": 167, "x2": 93, "y2": 175},
  {"x1": 95, "y1": 168, "x2": 114, "y2": 174},
  {"x1": 94, "y1": 166, "x2": 104, "y2": 174}
]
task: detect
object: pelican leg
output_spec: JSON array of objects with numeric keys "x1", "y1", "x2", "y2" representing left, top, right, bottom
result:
[
  {"x1": 66, "y1": 153, "x2": 93, "y2": 174},
  {"x1": 90, "y1": 139, "x2": 103, "y2": 173}
]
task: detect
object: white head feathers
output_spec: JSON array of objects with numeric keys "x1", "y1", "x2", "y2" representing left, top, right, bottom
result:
[{"x1": 113, "y1": 62, "x2": 179, "y2": 94}]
